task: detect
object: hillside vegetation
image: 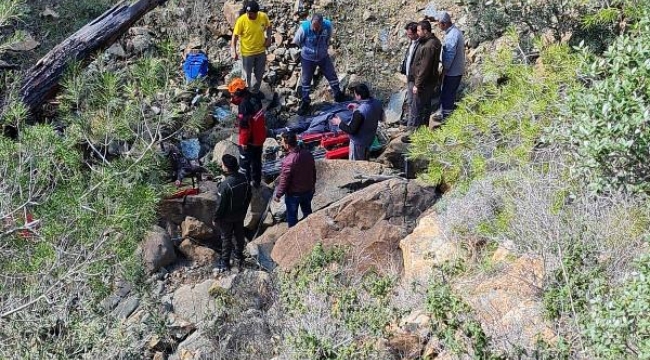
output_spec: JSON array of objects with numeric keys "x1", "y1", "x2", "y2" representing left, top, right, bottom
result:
[{"x1": 1, "y1": 0, "x2": 649, "y2": 358}]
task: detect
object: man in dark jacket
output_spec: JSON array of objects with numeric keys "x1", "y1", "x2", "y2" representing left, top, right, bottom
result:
[
  {"x1": 273, "y1": 131, "x2": 316, "y2": 227},
  {"x1": 330, "y1": 84, "x2": 384, "y2": 160},
  {"x1": 214, "y1": 154, "x2": 252, "y2": 272},
  {"x1": 228, "y1": 77, "x2": 266, "y2": 188},
  {"x1": 408, "y1": 20, "x2": 441, "y2": 130}
]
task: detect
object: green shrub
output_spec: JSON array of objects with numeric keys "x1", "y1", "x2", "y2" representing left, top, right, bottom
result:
[
  {"x1": 559, "y1": 4, "x2": 650, "y2": 194},
  {"x1": 581, "y1": 255, "x2": 650, "y2": 359},
  {"x1": 411, "y1": 35, "x2": 579, "y2": 187}
]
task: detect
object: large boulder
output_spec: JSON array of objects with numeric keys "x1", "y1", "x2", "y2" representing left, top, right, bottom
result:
[
  {"x1": 142, "y1": 225, "x2": 177, "y2": 274},
  {"x1": 181, "y1": 216, "x2": 214, "y2": 241},
  {"x1": 177, "y1": 239, "x2": 217, "y2": 266},
  {"x1": 244, "y1": 185, "x2": 273, "y2": 231},
  {"x1": 312, "y1": 160, "x2": 392, "y2": 211},
  {"x1": 399, "y1": 212, "x2": 467, "y2": 283},
  {"x1": 158, "y1": 186, "x2": 218, "y2": 226},
  {"x1": 212, "y1": 138, "x2": 239, "y2": 164},
  {"x1": 271, "y1": 179, "x2": 437, "y2": 275}
]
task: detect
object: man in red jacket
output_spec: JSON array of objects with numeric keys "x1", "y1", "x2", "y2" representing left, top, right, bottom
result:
[
  {"x1": 273, "y1": 131, "x2": 317, "y2": 227},
  {"x1": 228, "y1": 78, "x2": 266, "y2": 188}
]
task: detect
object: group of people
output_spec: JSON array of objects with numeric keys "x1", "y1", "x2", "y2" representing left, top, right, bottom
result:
[
  {"x1": 212, "y1": 2, "x2": 466, "y2": 272},
  {"x1": 400, "y1": 11, "x2": 465, "y2": 136},
  {"x1": 231, "y1": 1, "x2": 345, "y2": 116}
]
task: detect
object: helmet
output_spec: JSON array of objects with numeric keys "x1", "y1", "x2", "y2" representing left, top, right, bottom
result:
[{"x1": 227, "y1": 78, "x2": 247, "y2": 94}]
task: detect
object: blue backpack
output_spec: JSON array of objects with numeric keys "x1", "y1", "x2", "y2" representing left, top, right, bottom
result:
[{"x1": 183, "y1": 51, "x2": 209, "y2": 82}]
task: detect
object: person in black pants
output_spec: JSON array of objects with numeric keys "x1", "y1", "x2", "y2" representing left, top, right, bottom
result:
[{"x1": 214, "y1": 154, "x2": 252, "y2": 272}]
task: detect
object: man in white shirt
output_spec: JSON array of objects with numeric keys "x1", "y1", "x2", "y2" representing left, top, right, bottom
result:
[{"x1": 399, "y1": 22, "x2": 419, "y2": 127}]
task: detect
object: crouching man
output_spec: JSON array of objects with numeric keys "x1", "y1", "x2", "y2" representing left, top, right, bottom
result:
[
  {"x1": 214, "y1": 154, "x2": 252, "y2": 273},
  {"x1": 331, "y1": 84, "x2": 384, "y2": 160}
]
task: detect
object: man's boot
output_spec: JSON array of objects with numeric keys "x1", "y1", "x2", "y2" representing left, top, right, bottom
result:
[
  {"x1": 297, "y1": 100, "x2": 311, "y2": 116},
  {"x1": 215, "y1": 257, "x2": 230, "y2": 273}
]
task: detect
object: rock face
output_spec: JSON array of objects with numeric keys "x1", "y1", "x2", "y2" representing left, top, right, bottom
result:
[
  {"x1": 400, "y1": 212, "x2": 466, "y2": 283},
  {"x1": 271, "y1": 179, "x2": 437, "y2": 274},
  {"x1": 142, "y1": 225, "x2": 177, "y2": 273},
  {"x1": 457, "y1": 255, "x2": 555, "y2": 352},
  {"x1": 171, "y1": 279, "x2": 219, "y2": 324}
]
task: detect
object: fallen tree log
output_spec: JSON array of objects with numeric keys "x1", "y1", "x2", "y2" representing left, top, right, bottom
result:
[{"x1": 19, "y1": 0, "x2": 167, "y2": 114}]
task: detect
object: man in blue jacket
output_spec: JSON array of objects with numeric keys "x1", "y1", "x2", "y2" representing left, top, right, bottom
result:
[
  {"x1": 293, "y1": 13, "x2": 346, "y2": 115},
  {"x1": 331, "y1": 84, "x2": 384, "y2": 160}
]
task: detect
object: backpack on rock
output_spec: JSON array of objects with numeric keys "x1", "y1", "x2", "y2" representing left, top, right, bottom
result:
[{"x1": 183, "y1": 50, "x2": 209, "y2": 82}]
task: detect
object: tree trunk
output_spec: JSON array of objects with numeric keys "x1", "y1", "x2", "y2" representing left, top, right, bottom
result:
[{"x1": 19, "y1": 0, "x2": 166, "y2": 113}]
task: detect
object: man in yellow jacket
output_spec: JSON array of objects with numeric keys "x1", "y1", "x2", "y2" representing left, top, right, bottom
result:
[{"x1": 231, "y1": 1, "x2": 272, "y2": 95}]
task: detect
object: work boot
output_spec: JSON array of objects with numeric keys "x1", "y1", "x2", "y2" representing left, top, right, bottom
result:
[
  {"x1": 334, "y1": 92, "x2": 347, "y2": 103},
  {"x1": 214, "y1": 258, "x2": 230, "y2": 273},
  {"x1": 297, "y1": 101, "x2": 311, "y2": 116},
  {"x1": 233, "y1": 256, "x2": 246, "y2": 271}
]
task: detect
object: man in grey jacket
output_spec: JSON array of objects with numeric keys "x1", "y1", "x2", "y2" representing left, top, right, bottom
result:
[{"x1": 436, "y1": 11, "x2": 465, "y2": 119}]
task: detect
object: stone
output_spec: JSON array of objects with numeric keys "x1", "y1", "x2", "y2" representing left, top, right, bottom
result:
[
  {"x1": 273, "y1": 33, "x2": 284, "y2": 46},
  {"x1": 8, "y1": 35, "x2": 39, "y2": 52},
  {"x1": 246, "y1": 223, "x2": 288, "y2": 271},
  {"x1": 153, "y1": 352, "x2": 166, "y2": 360},
  {"x1": 244, "y1": 185, "x2": 273, "y2": 231},
  {"x1": 40, "y1": 7, "x2": 60, "y2": 18},
  {"x1": 384, "y1": 89, "x2": 407, "y2": 125},
  {"x1": 271, "y1": 179, "x2": 437, "y2": 275},
  {"x1": 129, "y1": 33, "x2": 154, "y2": 53},
  {"x1": 223, "y1": 0, "x2": 242, "y2": 27},
  {"x1": 387, "y1": 333, "x2": 422, "y2": 359},
  {"x1": 113, "y1": 296, "x2": 140, "y2": 319},
  {"x1": 178, "y1": 239, "x2": 217, "y2": 266},
  {"x1": 457, "y1": 255, "x2": 556, "y2": 353},
  {"x1": 211, "y1": 138, "x2": 239, "y2": 165},
  {"x1": 171, "y1": 280, "x2": 219, "y2": 324},
  {"x1": 181, "y1": 216, "x2": 214, "y2": 241},
  {"x1": 158, "y1": 187, "x2": 219, "y2": 226},
  {"x1": 400, "y1": 212, "x2": 466, "y2": 283},
  {"x1": 376, "y1": 137, "x2": 429, "y2": 177},
  {"x1": 170, "y1": 331, "x2": 219, "y2": 360},
  {"x1": 363, "y1": 10, "x2": 377, "y2": 21},
  {"x1": 142, "y1": 225, "x2": 177, "y2": 274}
]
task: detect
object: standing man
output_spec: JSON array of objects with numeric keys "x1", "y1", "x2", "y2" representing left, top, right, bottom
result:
[
  {"x1": 228, "y1": 77, "x2": 266, "y2": 188},
  {"x1": 273, "y1": 131, "x2": 317, "y2": 227},
  {"x1": 232, "y1": 1, "x2": 272, "y2": 95},
  {"x1": 214, "y1": 154, "x2": 252, "y2": 273},
  {"x1": 293, "y1": 13, "x2": 346, "y2": 116},
  {"x1": 400, "y1": 22, "x2": 419, "y2": 127},
  {"x1": 409, "y1": 20, "x2": 441, "y2": 131},
  {"x1": 331, "y1": 84, "x2": 384, "y2": 160},
  {"x1": 436, "y1": 11, "x2": 465, "y2": 119}
]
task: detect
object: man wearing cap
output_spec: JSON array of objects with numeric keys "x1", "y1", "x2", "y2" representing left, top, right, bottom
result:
[
  {"x1": 293, "y1": 13, "x2": 346, "y2": 116},
  {"x1": 228, "y1": 77, "x2": 266, "y2": 188},
  {"x1": 436, "y1": 11, "x2": 465, "y2": 119},
  {"x1": 400, "y1": 22, "x2": 420, "y2": 127},
  {"x1": 214, "y1": 154, "x2": 252, "y2": 273},
  {"x1": 232, "y1": 1, "x2": 272, "y2": 94},
  {"x1": 273, "y1": 131, "x2": 317, "y2": 227},
  {"x1": 330, "y1": 84, "x2": 384, "y2": 160}
]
